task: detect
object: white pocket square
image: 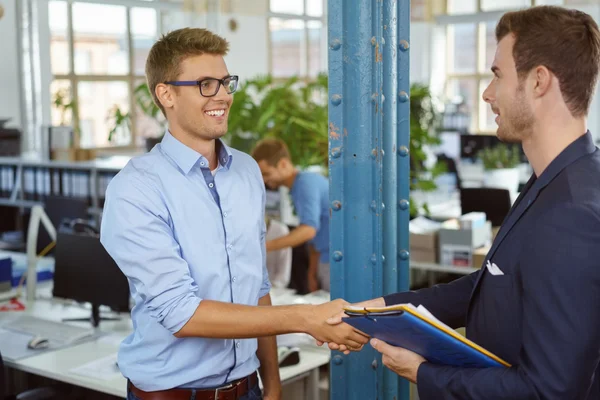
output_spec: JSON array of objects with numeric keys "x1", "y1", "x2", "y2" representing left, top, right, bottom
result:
[{"x1": 486, "y1": 260, "x2": 504, "y2": 276}]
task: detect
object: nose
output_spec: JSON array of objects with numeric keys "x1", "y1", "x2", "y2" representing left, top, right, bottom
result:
[{"x1": 482, "y1": 80, "x2": 494, "y2": 104}]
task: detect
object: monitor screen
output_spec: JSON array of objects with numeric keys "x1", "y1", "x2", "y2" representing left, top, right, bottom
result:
[{"x1": 52, "y1": 232, "x2": 130, "y2": 314}]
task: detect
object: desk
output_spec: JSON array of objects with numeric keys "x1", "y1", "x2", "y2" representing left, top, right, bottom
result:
[{"x1": 2, "y1": 292, "x2": 331, "y2": 399}]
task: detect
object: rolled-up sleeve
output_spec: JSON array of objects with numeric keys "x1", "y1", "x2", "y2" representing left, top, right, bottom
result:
[{"x1": 100, "y1": 172, "x2": 201, "y2": 334}]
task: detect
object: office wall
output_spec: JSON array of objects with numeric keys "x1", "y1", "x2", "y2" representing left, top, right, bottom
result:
[
  {"x1": 0, "y1": 0, "x2": 23, "y2": 130},
  {"x1": 218, "y1": 14, "x2": 269, "y2": 82}
]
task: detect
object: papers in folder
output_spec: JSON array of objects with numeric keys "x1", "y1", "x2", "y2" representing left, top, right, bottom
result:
[{"x1": 343, "y1": 303, "x2": 511, "y2": 368}]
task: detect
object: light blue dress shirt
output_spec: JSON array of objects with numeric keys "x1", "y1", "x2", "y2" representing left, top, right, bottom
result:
[
  {"x1": 290, "y1": 171, "x2": 330, "y2": 263},
  {"x1": 100, "y1": 131, "x2": 271, "y2": 391}
]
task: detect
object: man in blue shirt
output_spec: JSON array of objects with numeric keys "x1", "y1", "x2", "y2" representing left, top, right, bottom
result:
[
  {"x1": 251, "y1": 139, "x2": 330, "y2": 293},
  {"x1": 100, "y1": 28, "x2": 367, "y2": 400}
]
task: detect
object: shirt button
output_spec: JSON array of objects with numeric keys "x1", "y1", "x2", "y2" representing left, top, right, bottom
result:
[
  {"x1": 236, "y1": 342, "x2": 240, "y2": 349},
  {"x1": 223, "y1": 212, "x2": 228, "y2": 217},
  {"x1": 209, "y1": 183, "x2": 214, "y2": 188},
  {"x1": 232, "y1": 276, "x2": 236, "y2": 283},
  {"x1": 200, "y1": 161, "x2": 205, "y2": 166},
  {"x1": 227, "y1": 244, "x2": 233, "y2": 250}
]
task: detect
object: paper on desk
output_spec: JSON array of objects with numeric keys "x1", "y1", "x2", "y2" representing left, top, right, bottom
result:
[
  {"x1": 409, "y1": 216, "x2": 442, "y2": 234},
  {"x1": 69, "y1": 353, "x2": 123, "y2": 381}
]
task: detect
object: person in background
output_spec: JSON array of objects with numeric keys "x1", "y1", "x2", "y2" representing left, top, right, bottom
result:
[
  {"x1": 251, "y1": 138, "x2": 330, "y2": 292},
  {"x1": 101, "y1": 28, "x2": 367, "y2": 400},
  {"x1": 265, "y1": 217, "x2": 292, "y2": 289}
]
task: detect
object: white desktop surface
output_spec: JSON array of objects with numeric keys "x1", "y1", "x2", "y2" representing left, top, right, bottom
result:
[{"x1": 2, "y1": 288, "x2": 331, "y2": 399}]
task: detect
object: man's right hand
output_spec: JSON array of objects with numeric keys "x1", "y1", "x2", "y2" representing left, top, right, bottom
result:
[
  {"x1": 304, "y1": 299, "x2": 369, "y2": 354},
  {"x1": 315, "y1": 297, "x2": 386, "y2": 352}
]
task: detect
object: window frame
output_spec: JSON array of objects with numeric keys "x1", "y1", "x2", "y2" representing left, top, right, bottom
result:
[
  {"x1": 267, "y1": 0, "x2": 327, "y2": 81},
  {"x1": 49, "y1": 0, "x2": 168, "y2": 150},
  {"x1": 440, "y1": 0, "x2": 552, "y2": 134}
]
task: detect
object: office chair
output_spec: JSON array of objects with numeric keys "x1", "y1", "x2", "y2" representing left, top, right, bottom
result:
[
  {"x1": 286, "y1": 226, "x2": 310, "y2": 295},
  {"x1": 460, "y1": 187, "x2": 512, "y2": 227},
  {"x1": 0, "y1": 351, "x2": 61, "y2": 400}
]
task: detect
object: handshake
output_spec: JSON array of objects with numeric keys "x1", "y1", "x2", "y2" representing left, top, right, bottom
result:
[{"x1": 303, "y1": 297, "x2": 385, "y2": 354}]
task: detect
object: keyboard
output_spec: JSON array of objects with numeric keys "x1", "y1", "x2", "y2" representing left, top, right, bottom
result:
[{"x1": 6, "y1": 315, "x2": 95, "y2": 346}]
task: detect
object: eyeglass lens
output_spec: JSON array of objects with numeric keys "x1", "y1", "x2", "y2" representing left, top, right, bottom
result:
[{"x1": 200, "y1": 77, "x2": 238, "y2": 96}]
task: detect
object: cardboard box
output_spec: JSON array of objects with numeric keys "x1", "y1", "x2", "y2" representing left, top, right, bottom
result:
[{"x1": 410, "y1": 231, "x2": 438, "y2": 263}]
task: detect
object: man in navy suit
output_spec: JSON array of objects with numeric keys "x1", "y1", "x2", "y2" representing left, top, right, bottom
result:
[{"x1": 324, "y1": 6, "x2": 600, "y2": 399}]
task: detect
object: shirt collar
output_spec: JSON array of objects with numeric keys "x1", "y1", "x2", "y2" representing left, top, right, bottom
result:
[{"x1": 160, "y1": 130, "x2": 233, "y2": 174}]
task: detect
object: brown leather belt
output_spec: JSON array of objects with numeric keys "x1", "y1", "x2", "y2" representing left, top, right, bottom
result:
[{"x1": 127, "y1": 371, "x2": 259, "y2": 400}]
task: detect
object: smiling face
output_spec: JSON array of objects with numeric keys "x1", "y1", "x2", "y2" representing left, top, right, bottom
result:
[
  {"x1": 257, "y1": 159, "x2": 288, "y2": 190},
  {"x1": 482, "y1": 34, "x2": 534, "y2": 143},
  {"x1": 158, "y1": 53, "x2": 233, "y2": 142}
]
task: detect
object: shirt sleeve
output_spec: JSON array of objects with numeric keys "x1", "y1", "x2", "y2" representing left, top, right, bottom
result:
[
  {"x1": 100, "y1": 172, "x2": 201, "y2": 334},
  {"x1": 293, "y1": 175, "x2": 321, "y2": 230}
]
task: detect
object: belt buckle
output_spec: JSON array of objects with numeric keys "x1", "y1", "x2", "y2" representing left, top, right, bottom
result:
[{"x1": 215, "y1": 382, "x2": 234, "y2": 400}]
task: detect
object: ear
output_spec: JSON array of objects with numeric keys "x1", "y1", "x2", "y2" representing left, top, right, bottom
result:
[
  {"x1": 277, "y1": 158, "x2": 292, "y2": 169},
  {"x1": 155, "y1": 83, "x2": 175, "y2": 111},
  {"x1": 532, "y1": 65, "x2": 552, "y2": 98}
]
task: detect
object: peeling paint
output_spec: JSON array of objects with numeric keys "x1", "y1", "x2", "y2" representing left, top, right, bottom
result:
[
  {"x1": 344, "y1": 128, "x2": 348, "y2": 137},
  {"x1": 329, "y1": 122, "x2": 341, "y2": 140},
  {"x1": 375, "y1": 43, "x2": 382, "y2": 63}
]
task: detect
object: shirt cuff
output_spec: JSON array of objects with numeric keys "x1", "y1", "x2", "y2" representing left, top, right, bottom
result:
[{"x1": 164, "y1": 294, "x2": 202, "y2": 334}]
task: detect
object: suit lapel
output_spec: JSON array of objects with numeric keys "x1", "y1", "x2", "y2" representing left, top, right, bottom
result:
[{"x1": 469, "y1": 132, "x2": 597, "y2": 298}]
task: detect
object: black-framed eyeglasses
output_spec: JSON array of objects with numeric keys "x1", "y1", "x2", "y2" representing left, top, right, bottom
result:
[{"x1": 164, "y1": 75, "x2": 239, "y2": 97}]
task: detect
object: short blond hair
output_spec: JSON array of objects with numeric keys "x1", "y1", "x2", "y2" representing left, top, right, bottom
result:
[{"x1": 145, "y1": 28, "x2": 230, "y2": 116}]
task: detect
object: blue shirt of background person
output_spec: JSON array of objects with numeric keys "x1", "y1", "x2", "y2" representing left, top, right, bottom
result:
[{"x1": 252, "y1": 139, "x2": 330, "y2": 293}]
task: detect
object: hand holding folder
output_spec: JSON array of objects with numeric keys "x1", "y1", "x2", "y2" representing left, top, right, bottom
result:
[{"x1": 343, "y1": 303, "x2": 511, "y2": 368}]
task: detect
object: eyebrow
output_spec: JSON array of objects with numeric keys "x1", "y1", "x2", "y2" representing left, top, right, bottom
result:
[{"x1": 194, "y1": 74, "x2": 232, "y2": 81}]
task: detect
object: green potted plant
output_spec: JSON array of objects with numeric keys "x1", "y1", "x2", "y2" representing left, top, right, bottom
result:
[
  {"x1": 409, "y1": 83, "x2": 446, "y2": 218},
  {"x1": 227, "y1": 74, "x2": 328, "y2": 169},
  {"x1": 478, "y1": 143, "x2": 521, "y2": 197},
  {"x1": 107, "y1": 82, "x2": 166, "y2": 149}
]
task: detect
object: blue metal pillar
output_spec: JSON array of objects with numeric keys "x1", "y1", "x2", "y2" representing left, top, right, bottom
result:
[{"x1": 328, "y1": 0, "x2": 410, "y2": 399}]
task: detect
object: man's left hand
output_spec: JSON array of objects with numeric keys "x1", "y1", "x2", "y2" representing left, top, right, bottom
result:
[{"x1": 370, "y1": 338, "x2": 426, "y2": 384}]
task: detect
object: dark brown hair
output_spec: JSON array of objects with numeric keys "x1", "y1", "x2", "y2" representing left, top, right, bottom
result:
[
  {"x1": 496, "y1": 5, "x2": 600, "y2": 117},
  {"x1": 251, "y1": 138, "x2": 291, "y2": 166},
  {"x1": 145, "y1": 28, "x2": 229, "y2": 116}
]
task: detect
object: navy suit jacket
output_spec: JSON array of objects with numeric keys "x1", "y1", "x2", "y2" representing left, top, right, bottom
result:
[{"x1": 385, "y1": 132, "x2": 600, "y2": 399}]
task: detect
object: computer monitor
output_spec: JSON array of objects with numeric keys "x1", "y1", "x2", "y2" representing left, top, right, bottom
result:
[{"x1": 52, "y1": 231, "x2": 130, "y2": 327}]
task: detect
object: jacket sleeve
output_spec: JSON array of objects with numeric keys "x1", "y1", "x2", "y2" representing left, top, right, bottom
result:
[
  {"x1": 416, "y1": 204, "x2": 600, "y2": 400},
  {"x1": 383, "y1": 271, "x2": 479, "y2": 329}
]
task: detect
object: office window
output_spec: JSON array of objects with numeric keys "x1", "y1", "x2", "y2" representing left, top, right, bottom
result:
[
  {"x1": 269, "y1": 0, "x2": 326, "y2": 79},
  {"x1": 443, "y1": 0, "x2": 558, "y2": 133},
  {"x1": 49, "y1": 0, "x2": 159, "y2": 149}
]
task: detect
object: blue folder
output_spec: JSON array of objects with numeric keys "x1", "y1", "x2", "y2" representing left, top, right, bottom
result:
[{"x1": 343, "y1": 304, "x2": 510, "y2": 368}]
